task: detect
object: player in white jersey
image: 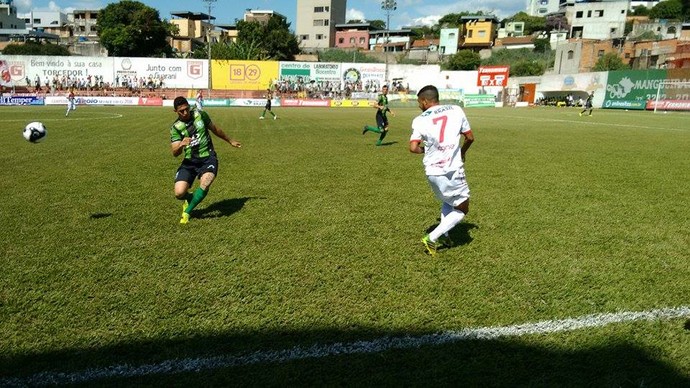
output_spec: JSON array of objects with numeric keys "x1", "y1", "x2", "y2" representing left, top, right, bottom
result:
[
  {"x1": 409, "y1": 85, "x2": 474, "y2": 256},
  {"x1": 196, "y1": 90, "x2": 204, "y2": 111}
]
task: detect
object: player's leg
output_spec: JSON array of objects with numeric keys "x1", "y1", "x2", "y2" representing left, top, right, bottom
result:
[
  {"x1": 65, "y1": 103, "x2": 70, "y2": 116},
  {"x1": 423, "y1": 171, "x2": 470, "y2": 253},
  {"x1": 185, "y1": 158, "x2": 218, "y2": 217},
  {"x1": 174, "y1": 164, "x2": 196, "y2": 223},
  {"x1": 376, "y1": 117, "x2": 389, "y2": 146}
]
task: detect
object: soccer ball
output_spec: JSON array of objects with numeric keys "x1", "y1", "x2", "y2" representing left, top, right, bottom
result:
[{"x1": 23, "y1": 121, "x2": 47, "y2": 143}]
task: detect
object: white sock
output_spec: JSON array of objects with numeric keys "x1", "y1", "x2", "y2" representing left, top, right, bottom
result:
[{"x1": 429, "y1": 210, "x2": 465, "y2": 242}]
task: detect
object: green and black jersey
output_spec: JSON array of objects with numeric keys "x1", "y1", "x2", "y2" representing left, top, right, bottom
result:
[
  {"x1": 377, "y1": 93, "x2": 389, "y2": 117},
  {"x1": 170, "y1": 109, "x2": 216, "y2": 161}
]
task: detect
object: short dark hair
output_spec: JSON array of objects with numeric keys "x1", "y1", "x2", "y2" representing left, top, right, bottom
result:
[
  {"x1": 417, "y1": 85, "x2": 439, "y2": 102},
  {"x1": 173, "y1": 96, "x2": 189, "y2": 110}
]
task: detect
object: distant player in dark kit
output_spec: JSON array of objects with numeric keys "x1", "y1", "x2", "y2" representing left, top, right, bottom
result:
[
  {"x1": 260, "y1": 88, "x2": 277, "y2": 120},
  {"x1": 580, "y1": 92, "x2": 594, "y2": 116},
  {"x1": 362, "y1": 85, "x2": 395, "y2": 146},
  {"x1": 170, "y1": 96, "x2": 242, "y2": 224}
]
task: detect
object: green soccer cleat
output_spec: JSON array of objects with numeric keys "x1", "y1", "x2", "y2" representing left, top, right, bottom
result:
[
  {"x1": 180, "y1": 212, "x2": 190, "y2": 225},
  {"x1": 421, "y1": 235, "x2": 438, "y2": 256}
]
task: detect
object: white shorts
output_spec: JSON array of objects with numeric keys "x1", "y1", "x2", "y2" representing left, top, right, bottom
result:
[{"x1": 427, "y1": 169, "x2": 470, "y2": 207}]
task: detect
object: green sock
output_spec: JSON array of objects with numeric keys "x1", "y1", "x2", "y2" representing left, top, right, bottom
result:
[
  {"x1": 365, "y1": 125, "x2": 381, "y2": 133},
  {"x1": 185, "y1": 187, "x2": 208, "y2": 214},
  {"x1": 270, "y1": 111, "x2": 276, "y2": 117},
  {"x1": 261, "y1": 110, "x2": 266, "y2": 117}
]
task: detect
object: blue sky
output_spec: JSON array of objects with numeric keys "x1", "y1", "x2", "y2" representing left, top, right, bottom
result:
[{"x1": 18, "y1": 0, "x2": 527, "y2": 28}]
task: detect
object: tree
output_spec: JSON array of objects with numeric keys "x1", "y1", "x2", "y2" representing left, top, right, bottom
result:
[
  {"x1": 410, "y1": 25, "x2": 440, "y2": 40},
  {"x1": 533, "y1": 38, "x2": 550, "y2": 53},
  {"x1": 97, "y1": 0, "x2": 174, "y2": 57},
  {"x1": 2, "y1": 41, "x2": 71, "y2": 56},
  {"x1": 444, "y1": 49, "x2": 480, "y2": 70},
  {"x1": 649, "y1": 0, "x2": 684, "y2": 19},
  {"x1": 368, "y1": 19, "x2": 386, "y2": 30},
  {"x1": 510, "y1": 60, "x2": 544, "y2": 76},
  {"x1": 545, "y1": 14, "x2": 569, "y2": 32},
  {"x1": 631, "y1": 6, "x2": 649, "y2": 16},
  {"x1": 236, "y1": 16, "x2": 300, "y2": 60},
  {"x1": 438, "y1": 12, "x2": 483, "y2": 28},
  {"x1": 593, "y1": 52, "x2": 628, "y2": 71},
  {"x1": 191, "y1": 40, "x2": 268, "y2": 61},
  {"x1": 318, "y1": 48, "x2": 381, "y2": 63}
]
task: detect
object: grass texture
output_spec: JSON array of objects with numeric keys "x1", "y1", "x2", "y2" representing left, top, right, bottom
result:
[{"x1": 0, "y1": 104, "x2": 689, "y2": 385}]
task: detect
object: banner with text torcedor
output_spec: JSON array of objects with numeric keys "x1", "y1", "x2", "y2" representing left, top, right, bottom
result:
[
  {"x1": 212, "y1": 60, "x2": 279, "y2": 90},
  {"x1": 0, "y1": 55, "x2": 114, "y2": 85}
]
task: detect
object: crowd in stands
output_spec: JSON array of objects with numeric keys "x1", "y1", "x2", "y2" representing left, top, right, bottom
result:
[{"x1": 273, "y1": 77, "x2": 410, "y2": 99}]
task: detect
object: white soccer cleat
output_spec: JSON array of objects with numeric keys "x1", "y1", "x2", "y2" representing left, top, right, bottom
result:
[{"x1": 259, "y1": 116, "x2": 265, "y2": 120}]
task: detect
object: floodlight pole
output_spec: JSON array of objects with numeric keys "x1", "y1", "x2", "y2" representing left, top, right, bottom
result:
[
  {"x1": 203, "y1": 0, "x2": 216, "y2": 97},
  {"x1": 381, "y1": 0, "x2": 396, "y2": 85}
]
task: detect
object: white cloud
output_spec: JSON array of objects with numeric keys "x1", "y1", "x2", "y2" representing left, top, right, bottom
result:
[
  {"x1": 14, "y1": 0, "x2": 33, "y2": 13},
  {"x1": 48, "y1": 1, "x2": 60, "y2": 11},
  {"x1": 347, "y1": 8, "x2": 366, "y2": 22}
]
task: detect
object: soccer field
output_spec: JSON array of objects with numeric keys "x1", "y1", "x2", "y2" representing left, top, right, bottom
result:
[{"x1": 1, "y1": 105, "x2": 689, "y2": 385}]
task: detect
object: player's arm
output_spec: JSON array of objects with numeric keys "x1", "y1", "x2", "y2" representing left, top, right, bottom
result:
[
  {"x1": 171, "y1": 138, "x2": 191, "y2": 157},
  {"x1": 460, "y1": 130, "x2": 474, "y2": 161},
  {"x1": 209, "y1": 122, "x2": 241, "y2": 148},
  {"x1": 409, "y1": 139, "x2": 424, "y2": 154}
]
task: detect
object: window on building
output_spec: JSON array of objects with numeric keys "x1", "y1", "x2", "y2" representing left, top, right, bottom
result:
[
  {"x1": 610, "y1": 28, "x2": 617, "y2": 35},
  {"x1": 324, "y1": 19, "x2": 329, "y2": 26},
  {"x1": 325, "y1": 6, "x2": 330, "y2": 12},
  {"x1": 90, "y1": 13, "x2": 97, "y2": 19},
  {"x1": 300, "y1": 34, "x2": 309, "y2": 40},
  {"x1": 359, "y1": 37, "x2": 365, "y2": 44},
  {"x1": 33, "y1": 18, "x2": 41, "y2": 24},
  {"x1": 313, "y1": 19, "x2": 324, "y2": 26},
  {"x1": 338, "y1": 37, "x2": 344, "y2": 44},
  {"x1": 316, "y1": 34, "x2": 324, "y2": 40},
  {"x1": 667, "y1": 26, "x2": 676, "y2": 34},
  {"x1": 314, "y1": 6, "x2": 324, "y2": 12},
  {"x1": 478, "y1": 30, "x2": 486, "y2": 38},
  {"x1": 587, "y1": 10, "x2": 592, "y2": 17},
  {"x1": 468, "y1": 30, "x2": 473, "y2": 38},
  {"x1": 539, "y1": 8, "x2": 547, "y2": 14},
  {"x1": 540, "y1": 0, "x2": 548, "y2": 4},
  {"x1": 594, "y1": 10, "x2": 604, "y2": 17},
  {"x1": 349, "y1": 37, "x2": 355, "y2": 44},
  {"x1": 598, "y1": 50, "x2": 605, "y2": 57},
  {"x1": 625, "y1": 53, "x2": 630, "y2": 58},
  {"x1": 24, "y1": 18, "x2": 30, "y2": 23},
  {"x1": 567, "y1": 50, "x2": 574, "y2": 60},
  {"x1": 576, "y1": 11, "x2": 583, "y2": 18}
]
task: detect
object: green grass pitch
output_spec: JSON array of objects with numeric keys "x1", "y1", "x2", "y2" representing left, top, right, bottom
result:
[{"x1": 1, "y1": 104, "x2": 689, "y2": 385}]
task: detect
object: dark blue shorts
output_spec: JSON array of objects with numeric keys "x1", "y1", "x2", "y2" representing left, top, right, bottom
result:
[
  {"x1": 376, "y1": 111, "x2": 388, "y2": 129},
  {"x1": 175, "y1": 156, "x2": 218, "y2": 185}
]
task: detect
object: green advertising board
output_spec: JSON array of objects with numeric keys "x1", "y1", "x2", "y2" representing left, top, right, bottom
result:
[
  {"x1": 463, "y1": 94, "x2": 496, "y2": 108},
  {"x1": 603, "y1": 69, "x2": 667, "y2": 110}
]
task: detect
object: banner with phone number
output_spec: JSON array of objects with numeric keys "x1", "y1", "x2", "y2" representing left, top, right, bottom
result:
[{"x1": 211, "y1": 60, "x2": 279, "y2": 91}]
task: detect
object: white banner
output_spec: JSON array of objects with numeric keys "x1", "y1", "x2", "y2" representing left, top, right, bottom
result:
[
  {"x1": 45, "y1": 96, "x2": 139, "y2": 105},
  {"x1": 0, "y1": 55, "x2": 114, "y2": 85},
  {"x1": 113, "y1": 57, "x2": 208, "y2": 89}
]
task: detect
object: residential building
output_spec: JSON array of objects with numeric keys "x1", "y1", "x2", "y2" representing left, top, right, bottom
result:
[
  {"x1": 70, "y1": 9, "x2": 99, "y2": 41},
  {"x1": 494, "y1": 36, "x2": 536, "y2": 50},
  {"x1": 296, "y1": 0, "x2": 347, "y2": 51},
  {"x1": 334, "y1": 23, "x2": 377, "y2": 50},
  {"x1": 369, "y1": 28, "x2": 412, "y2": 53},
  {"x1": 497, "y1": 22, "x2": 525, "y2": 38},
  {"x1": 527, "y1": 0, "x2": 562, "y2": 17},
  {"x1": 565, "y1": 0, "x2": 629, "y2": 40},
  {"x1": 169, "y1": 11, "x2": 215, "y2": 56},
  {"x1": 0, "y1": 0, "x2": 25, "y2": 30},
  {"x1": 243, "y1": 9, "x2": 286, "y2": 24},
  {"x1": 439, "y1": 28, "x2": 460, "y2": 55},
  {"x1": 460, "y1": 15, "x2": 499, "y2": 49},
  {"x1": 630, "y1": 18, "x2": 685, "y2": 40}
]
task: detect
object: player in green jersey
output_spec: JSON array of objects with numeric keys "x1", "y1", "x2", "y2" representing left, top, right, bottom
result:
[
  {"x1": 170, "y1": 96, "x2": 242, "y2": 224},
  {"x1": 362, "y1": 85, "x2": 395, "y2": 146}
]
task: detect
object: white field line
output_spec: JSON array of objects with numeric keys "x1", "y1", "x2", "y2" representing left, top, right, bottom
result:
[
  {"x1": 0, "y1": 113, "x2": 123, "y2": 123},
  {"x1": 470, "y1": 114, "x2": 688, "y2": 131},
  {"x1": 2, "y1": 306, "x2": 689, "y2": 386}
]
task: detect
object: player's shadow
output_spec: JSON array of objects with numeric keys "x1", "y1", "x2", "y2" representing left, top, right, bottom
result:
[
  {"x1": 191, "y1": 197, "x2": 260, "y2": 219},
  {"x1": 89, "y1": 213, "x2": 112, "y2": 219},
  {"x1": 426, "y1": 222, "x2": 478, "y2": 248},
  {"x1": 377, "y1": 141, "x2": 397, "y2": 147}
]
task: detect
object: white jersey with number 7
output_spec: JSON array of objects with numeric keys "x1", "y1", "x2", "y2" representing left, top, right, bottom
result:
[{"x1": 410, "y1": 104, "x2": 472, "y2": 176}]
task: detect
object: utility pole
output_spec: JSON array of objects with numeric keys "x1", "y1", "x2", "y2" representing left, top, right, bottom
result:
[
  {"x1": 203, "y1": 0, "x2": 216, "y2": 97},
  {"x1": 381, "y1": 0, "x2": 397, "y2": 85}
]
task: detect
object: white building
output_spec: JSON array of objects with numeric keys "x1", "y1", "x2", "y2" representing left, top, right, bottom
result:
[
  {"x1": 295, "y1": 0, "x2": 347, "y2": 51},
  {"x1": 526, "y1": 0, "x2": 563, "y2": 17},
  {"x1": 17, "y1": 10, "x2": 68, "y2": 31},
  {"x1": 565, "y1": 0, "x2": 630, "y2": 40}
]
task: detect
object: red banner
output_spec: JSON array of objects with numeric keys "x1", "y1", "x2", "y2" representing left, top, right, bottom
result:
[
  {"x1": 281, "y1": 99, "x2": 331, "y2": 107},
  {"x1": 138, "y1": 97, "x2": 163, "y2": 106},
  {"x1": 646, "y1": 100, "x2": 690, "y2": 111},
  {"x1": 477, "y1": 65, "x2": 510, "y2": 87}
]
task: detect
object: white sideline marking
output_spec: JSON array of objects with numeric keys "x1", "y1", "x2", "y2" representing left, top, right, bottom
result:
[
  {"x1": 470, "y1": 114, "x2": 686, "y2": 131},
  {"x1": 2, "y1": 306, "x2": 689, "y2": 386},
  {"x1": 0, "y1": 113, "x2": 123, "y2": 123}
]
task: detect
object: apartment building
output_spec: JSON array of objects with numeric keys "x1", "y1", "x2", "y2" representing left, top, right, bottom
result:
[{"x1": 295, "y1": 0, "x2": 347, "y2": 51}]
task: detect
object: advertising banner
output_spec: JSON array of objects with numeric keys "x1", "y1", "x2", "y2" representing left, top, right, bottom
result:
[
  {"x1": 539, "y1": 72, "x2": 607, "y2": 92},
  {"x1": 0, "y1": 60, "x2": 11, "y2": 87},
  {"x1": 603, "y1": 69, "x2": 667, "y2": 110},
  {"x1": 212, "y1": 60, "x2": 279, "y2": 90},
  {"x1": 646, "y1": 100, "x2": 690, "y2": 111},
  {"x1": 113, "y1": 57, "x2": 208, "y2": 89},
  {"x1": 477, "y1": 66, "x2": 510, "y2": 87},
  {"x1": 137, "y1": 97, "x2": 163, "y2": 106},
  {"x1": 45, "y1": 96, "x2": 140, "y2": 105},
  {"x1": 0, "y1": 95, "x2": 44, "y2": 105},
  {"x1": 281, "y1": 99, "x2": 331, "y2": 107},
  {"x1": 1, "y1": 55, "x2": 114, "y2": 85},
  {"x1": 340, "y1": 63, "x2": 386, "y2": 91},
  {"x1": 463, "y1": 94, "x2": 496, "y2": 107},
  {"x1": 330, "y1": 99, "x2": 372, "y2": 108},
  {"x1": 278, "y1": 62, "x2": 342, "y2": 87}
]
